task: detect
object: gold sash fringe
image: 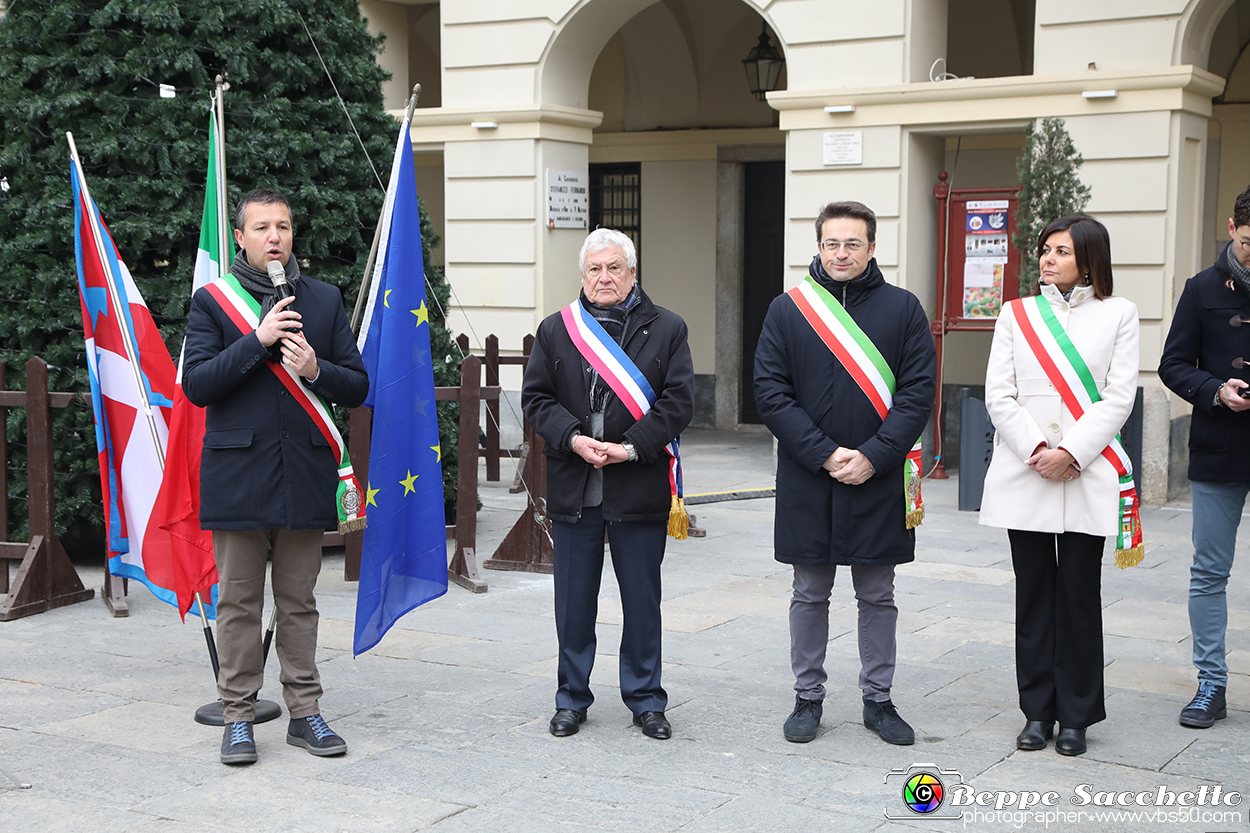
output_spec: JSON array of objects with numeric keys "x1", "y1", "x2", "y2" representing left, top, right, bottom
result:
[
  {"x1": 1114, "y1": 544, "x2": 1144, "y2": 570},
  {"x1": 667, "y1": 496, "x2": 689, "y2": 540},
  {"x1": 338, "y1": 517, "x2": 367, "y2": 535}
]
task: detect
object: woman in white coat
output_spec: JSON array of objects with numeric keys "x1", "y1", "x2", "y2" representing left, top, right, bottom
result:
[{"x1": 979, "y1": 215, "x2": 1139, "y2": 757}]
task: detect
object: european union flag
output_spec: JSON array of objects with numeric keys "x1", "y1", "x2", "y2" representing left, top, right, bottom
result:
[{"x1": 353, "y1": 118, "x2": 448, "y2": 655}]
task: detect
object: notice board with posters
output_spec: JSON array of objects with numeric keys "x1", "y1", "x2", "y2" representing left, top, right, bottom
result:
[{"x1": 941, "y1": 188, "x2": 1021, "y2": 329}]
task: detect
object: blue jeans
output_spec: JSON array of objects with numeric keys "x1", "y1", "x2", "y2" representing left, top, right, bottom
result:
[{"x1": 1190, "y1": 480, "x2": 1249, "y2": 686}]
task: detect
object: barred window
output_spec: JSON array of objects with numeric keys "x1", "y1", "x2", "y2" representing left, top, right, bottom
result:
[{"x1": 589, "y1": 163, "x2": 641, "y2": 280}]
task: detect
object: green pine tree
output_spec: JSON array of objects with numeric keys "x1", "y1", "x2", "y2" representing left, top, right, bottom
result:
[
  {"x1": 1012, "y1": 117, "x2": 1093, "y2": 296},
  {"x1": 0, "y1": 0, "x2": 462, "y2": 552}
]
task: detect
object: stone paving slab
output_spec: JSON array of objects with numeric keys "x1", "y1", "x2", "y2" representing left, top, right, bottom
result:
[{"x1": 1, "y1": 428, "x2": 1248, "y2": 832}]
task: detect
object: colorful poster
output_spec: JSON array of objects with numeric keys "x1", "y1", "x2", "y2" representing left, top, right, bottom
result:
[
  {"x1": 962, "y1": 199, "x2": 1011, "y2": 319},
  {"x1": 963, "y1": 257, "x2": 1007, "y2": 318}
]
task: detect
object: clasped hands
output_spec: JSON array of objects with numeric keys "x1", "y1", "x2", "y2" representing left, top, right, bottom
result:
[
  {"x1": 572, "y1": 434, "x2": 631, "y2": 469},
  {"x1": 1027, "y1": 444, "x2": 1080, "y2": 483},
  {"x1": 823, "y1": 447, "x2": 873, "y2": 485},
  {"x1": 256, "y1": 296, "x2": 318, "y2": 381}
]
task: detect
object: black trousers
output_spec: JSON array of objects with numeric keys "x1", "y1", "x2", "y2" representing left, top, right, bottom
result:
[
  {"x1": 552, "y1": 505, "x2": 667, "y2": 716},
  {"x1": 1008, "y1": 529, "x2": 1107, "y2": 729}
]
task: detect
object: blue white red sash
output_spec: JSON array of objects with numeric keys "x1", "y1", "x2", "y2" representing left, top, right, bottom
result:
[{"x1": 560, "y1": 299, "x2": 687, "y2": 538}]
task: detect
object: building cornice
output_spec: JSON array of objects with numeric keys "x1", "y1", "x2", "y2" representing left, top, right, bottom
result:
[
  {"x1": 389, "y1": 103, "x2": 604, "y2": 145},
  {"x1": 767, "y1": 66, "x2": 1227, "y2": 129}
]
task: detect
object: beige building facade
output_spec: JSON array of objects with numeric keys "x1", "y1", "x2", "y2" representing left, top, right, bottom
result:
[{"x1": 359, "y1": 0, "x2": 1250, "y2": 503}]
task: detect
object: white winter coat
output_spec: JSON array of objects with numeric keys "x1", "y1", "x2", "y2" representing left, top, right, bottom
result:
[{"x1": 978, "y1": 283, "x2": 1140, "y2": 536}]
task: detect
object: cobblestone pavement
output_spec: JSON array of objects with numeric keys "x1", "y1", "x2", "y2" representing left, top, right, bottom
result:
[{"x1": 1, "y1": 429, "x2": 1246, "y2": 832}]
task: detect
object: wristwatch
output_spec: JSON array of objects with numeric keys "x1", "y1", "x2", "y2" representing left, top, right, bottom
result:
[{"x1": 621, "y1": 441, "x2": 638, "y2": 462}]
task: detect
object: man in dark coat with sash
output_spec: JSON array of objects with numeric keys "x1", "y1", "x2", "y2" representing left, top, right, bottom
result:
[
  {"x1": 522, "y1": 228, "x2": 694, "y2": 740},
  {"x1": 184, "y1": 188, "x2": 368, "y2": 765},
  {"x1": 754, "y1": 201, "x2": 936, "y2": 745}
]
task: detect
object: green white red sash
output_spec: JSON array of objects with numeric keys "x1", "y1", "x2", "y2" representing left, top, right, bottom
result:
[
  {"x1": 786, "y1": 276, "x2": 924, "y2": 529},
  {"x1": 203, "y1": 274, "x2": 365, "y2": 534},
  {"x1": 560, "y1": 299, "x2": 688, "y2": 539},
  {"x1": 1009, "y1": 295, "x2": 1143, "y2": 567}
]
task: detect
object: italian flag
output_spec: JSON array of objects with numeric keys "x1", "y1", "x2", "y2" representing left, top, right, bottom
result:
[{"x1": 143, "y1": 104, "x2": 227, "y2": 619}]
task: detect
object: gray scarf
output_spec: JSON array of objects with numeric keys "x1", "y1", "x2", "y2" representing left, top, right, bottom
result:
[
  {"x1": 582, "y1": 285, "x2": 642, "y2": 412},
  {"x1": 1225, "y1": 242, "x2": 1250, "y2": 302},
  {"x1": 229, "y1": 251, "x2": 301, "y2": 314}
]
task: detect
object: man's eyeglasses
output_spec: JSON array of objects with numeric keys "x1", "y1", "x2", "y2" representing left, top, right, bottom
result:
[
  {"x1": 1236, "y1": 238, "x2": 1250, "y2": 253},
  {"x1": 585, "y1": 262, "x2": 627, "y2": 278},
  {"x1": 820, "y1": 240, "x2": 866, "y2": 253}
]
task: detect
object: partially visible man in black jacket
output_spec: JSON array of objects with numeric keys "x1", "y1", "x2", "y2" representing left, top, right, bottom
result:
[
  {"x1": 184, "y1": 188, "x2": 368, "y2": 765},
  {"x1": 755, "y1": 201, "x2": 935, "y2": 747},
  {"x1": 1158, "y1": 184, "x2": 1250, "y2": 731},
  {"x1": 522, "y1": 228, "x2": 693, "y2": 740}
]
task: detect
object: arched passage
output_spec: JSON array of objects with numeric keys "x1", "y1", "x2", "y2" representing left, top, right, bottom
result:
[
  {"x1": 539, "y1": 0, "x2": 785, "y2": 113},
  {"x1": 539, "y1": 0, "x2": 789, "y2": 428},
  {"x1": 1180, "y1": 0, "x2": 1250, "y2": 267}
]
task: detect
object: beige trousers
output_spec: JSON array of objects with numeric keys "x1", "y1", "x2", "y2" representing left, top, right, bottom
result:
[{"x1": 213, "y1": 528, "x2": 324, "y2": 723}]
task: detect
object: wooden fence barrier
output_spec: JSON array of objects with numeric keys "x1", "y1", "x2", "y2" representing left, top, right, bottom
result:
[
  {"x1": 455, "y1": 334, "x2": 532, "y2": 482},
  {"x1": 483, "y1": 418, "x2": 553, "y2": 574},
  {"x1": 0, "y1": 358, "x2": 95, "y2": 621},
  {"x1": 342, "y1": 354, "x2": 499, "y2": 593}
]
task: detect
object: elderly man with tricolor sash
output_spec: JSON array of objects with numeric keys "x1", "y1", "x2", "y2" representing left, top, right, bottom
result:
[
  {"x1": 522, "y1": 228, "x2": 694, "y2": 741},
  {"x1": 754, "y1": 200, "x2": 936, "y2": 746}
]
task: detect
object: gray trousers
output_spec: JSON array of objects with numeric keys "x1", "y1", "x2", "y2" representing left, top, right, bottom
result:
[
  {"x1": 790, "y1": 563, "x2": 898, "y2": 703},
  {"x1": 214, "y1": 528, "x2": 324, "y2": 723}
]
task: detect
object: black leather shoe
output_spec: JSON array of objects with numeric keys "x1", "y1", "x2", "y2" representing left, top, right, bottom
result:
[
  {"x1": 549, "y1": 708, "x2": 586, "y2": 737},
  {"x1": 1016, "y1": 720, "x2": 1054, "y2": 751},
  {"x1": 633, "y1": 710, "x2": 672, "y2": 740},
  {"x1": 1055, "y1": 727, "x2": 1086, "y2": 756}
]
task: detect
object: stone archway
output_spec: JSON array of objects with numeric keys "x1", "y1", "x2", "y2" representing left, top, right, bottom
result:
[
  {"x1": 1177, "y1": 0, "x2": 1238, "y2": 68},
  {"x1": 538, "y1": 0, "x2": 787, "y2": 111},
  {"x1": 537, "y1": 0, "x2": 789, "y2": 428}
]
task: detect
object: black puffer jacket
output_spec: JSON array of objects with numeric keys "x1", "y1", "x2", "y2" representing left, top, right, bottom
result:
[{"x1": 522, "y1": 289, "x2": 694, "y2": 524}]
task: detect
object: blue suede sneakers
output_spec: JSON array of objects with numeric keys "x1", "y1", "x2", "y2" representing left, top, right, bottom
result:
[
  {"x1": 220, "y1": 721, "x2": 257, "y2": 765},
  {"x1": 1179, "y1": 681, "x2": 1227, "y2": 729},
  {"x1": 286, "y1": 714, "x2": 348, "y2": 756}
]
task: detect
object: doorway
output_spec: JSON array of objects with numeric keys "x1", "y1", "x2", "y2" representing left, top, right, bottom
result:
[{"x1": 739, "y1": 160, "x2": 785, "y2": 424}]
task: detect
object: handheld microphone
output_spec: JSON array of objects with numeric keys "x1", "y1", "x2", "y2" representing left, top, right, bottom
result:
[{"x1": 267, "y1": 260, "x2": 294, "y2": 301}]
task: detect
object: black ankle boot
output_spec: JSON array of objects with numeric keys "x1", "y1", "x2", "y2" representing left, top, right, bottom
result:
[{"x1": 1016, "y1": 720, "x2": 1054, "y2": 751}]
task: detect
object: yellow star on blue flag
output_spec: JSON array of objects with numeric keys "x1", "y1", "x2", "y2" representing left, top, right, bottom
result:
[{"x1": 353, "y1": 117, "x2": 448, "y2": 656}]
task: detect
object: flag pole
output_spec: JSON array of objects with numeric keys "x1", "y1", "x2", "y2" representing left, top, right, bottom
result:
[
  {"x1": 66, "y1": 133, "x2": 165, "y2": 470},
  {"x1": 185, "y1": 85, "x2": 281, "y2": 727},
  {"x1": 193, "y1": 87, "x2": 224, "y2": 716},
  {"x1": 351, "y1": 83, "x2": 420, "y2": 334},
  {"x1": 213, "y1": 76, "x2": 231, "y2": 268},
  {"x1": 194, "y1": 77, "x2": 230, "y2": 642}
]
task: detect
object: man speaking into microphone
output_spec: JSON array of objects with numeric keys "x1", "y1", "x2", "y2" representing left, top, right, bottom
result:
[{"x1": 184, "y1": 188, "x2": 368, "y2": 765}]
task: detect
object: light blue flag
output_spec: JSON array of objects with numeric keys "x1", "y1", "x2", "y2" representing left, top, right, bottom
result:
[{"x1": 353, "y1": 118, "x2": 448, "y2": 655}]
